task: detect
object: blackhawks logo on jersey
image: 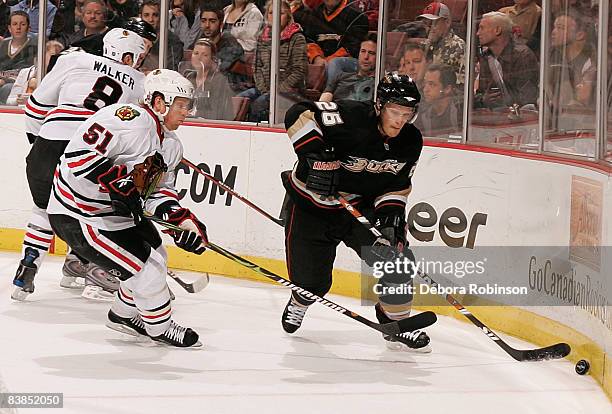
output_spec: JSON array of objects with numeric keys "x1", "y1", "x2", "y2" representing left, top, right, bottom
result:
[{"x1": 115, "y1": 106, "x2": 140, "y2": 121}]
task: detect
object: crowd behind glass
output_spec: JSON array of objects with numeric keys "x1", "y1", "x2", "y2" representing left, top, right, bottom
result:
[{"x1": 0, "y1": 0, "x2": 609, "y2": 161}]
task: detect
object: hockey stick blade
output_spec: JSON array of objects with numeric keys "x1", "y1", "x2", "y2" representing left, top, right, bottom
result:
[
  {"x1": 167, "y1": 270, "x2": 209, "y2": 293},
  {"x1": 507, "y1": 342, "x2": 571, "y2": 362},
  {"x1": 384, "y1": 311, "x2": 437, "y2": 335}
]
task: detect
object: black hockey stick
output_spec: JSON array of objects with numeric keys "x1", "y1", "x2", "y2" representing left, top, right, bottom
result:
[
  {"x1": 167, "y1": 269, "x2": 209, "y2": 293},
  {"x1": 206, "y1": 241, "x2": 436, "y2": 339},
  {"x1": 181, "y1": 158, "x2": 285, "y2": 226},
  {"x1": 144, "y1": 213, "x2": 437, "y2": 341},
  {"x1": 335, "y1": 195, "x2": 571, "y2": 362}
]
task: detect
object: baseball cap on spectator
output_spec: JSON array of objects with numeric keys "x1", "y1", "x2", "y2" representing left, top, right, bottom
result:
[{"x1": 418, "y1": 2, "x2": 451, "y2": 20}]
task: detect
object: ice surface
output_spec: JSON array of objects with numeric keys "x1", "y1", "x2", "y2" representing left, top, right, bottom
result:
[{"x1": 0, "y1": 253, "x2": 609, "y2": 414}]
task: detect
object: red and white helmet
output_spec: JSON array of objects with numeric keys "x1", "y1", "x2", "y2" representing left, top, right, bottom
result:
[
  {"x1": 144, "y1": 69, "x2": 194, "y2": 117},
  {"x1": 103, "y1": 28, "x2": 146, "y2": 68}
]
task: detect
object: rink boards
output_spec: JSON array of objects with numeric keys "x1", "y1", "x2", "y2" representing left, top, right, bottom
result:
[{"x1": 0, "y1": 111, "x2": 610, "y2": 398}]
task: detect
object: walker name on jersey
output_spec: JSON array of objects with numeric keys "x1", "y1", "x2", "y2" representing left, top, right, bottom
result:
[
  {"x1": 341, "y1": 156, "x2": 406, "y2": 175},
  {"x1": 176, "y1": 162, "x2": 238, "y2": 206},
  {"x1": 93, "y1": 60, "x2": 136, "y2": 89}
]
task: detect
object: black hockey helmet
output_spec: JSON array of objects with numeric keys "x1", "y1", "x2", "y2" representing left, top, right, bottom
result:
[
  {"x1": 376, "y1": 71, "x2": 420, "y2": 109},
  {"x1": 123, "y1": 17, "x2": 158, "y2": 43}
]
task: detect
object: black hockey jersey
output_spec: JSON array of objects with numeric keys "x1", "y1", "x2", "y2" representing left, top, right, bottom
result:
[{"x1": 284, "y1": 100, "x2": 422, "y2": 217}]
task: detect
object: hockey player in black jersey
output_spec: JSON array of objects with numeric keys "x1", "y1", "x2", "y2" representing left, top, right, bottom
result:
[{"x1": 281, "y1": 72, "x2": 431, "y2": 351}]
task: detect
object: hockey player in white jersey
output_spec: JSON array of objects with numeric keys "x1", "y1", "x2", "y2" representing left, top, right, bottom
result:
[
  {"x1": 11, "y1": 28, "x2": 148, "y2": 301},
  {"x1": 47, "y1": 69, "x2": 207, "y2": 348}
]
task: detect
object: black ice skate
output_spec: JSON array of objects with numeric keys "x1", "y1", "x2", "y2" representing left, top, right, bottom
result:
[
  {"x1": 151, "y1": 321, "x2": 202, "y2": 348},
  {"x1": 281, "y1": 296, "x2": 309, "y2": 334},
  {"x1": 11, "y1": 247, "x2": 39, "y2": 301},
  {"x1": 106, "y1": 310, "x2": 148, "y2": 337},
  {"x1": 375, "y1": 303, "x2": 431, "y2": 352}
]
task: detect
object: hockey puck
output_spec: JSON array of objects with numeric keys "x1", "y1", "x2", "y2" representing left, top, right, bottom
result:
[{"x1": 575, "y1": 359, "x2": 590, "y2": 375}]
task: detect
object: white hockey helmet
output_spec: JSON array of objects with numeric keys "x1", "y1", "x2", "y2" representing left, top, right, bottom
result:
[
  {"x1": 103, "y1": 28, "x2": 146, "y2": 68},
  {"x1": 144, "y1": 69, "x2": 194, "y2": 117}
]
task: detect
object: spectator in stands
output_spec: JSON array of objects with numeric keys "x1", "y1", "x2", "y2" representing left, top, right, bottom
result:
[
  {"x1": 474, "y1": 11, "x2": 539, "y2": 109},
  {"x1": 239, "y1": 0, "x2": 306, "y2": 121},
  {"x1": 498, "y1": 0, "x2": 541, "y2": 47},
  {"x1": 106, "y1": 0, "x2": 140, "y2": 28},
  {"x1": 319, "y1": 32, "x2": 375, "y2": 102},
  {"x1": 417, "y1": 2, "x2": 465, "y2": 85},
  {"x1": 139, "y1": 0, "x2": 184, "y2": 72},
  {"x1": 6, "y1": 39, "x2": 63, "y2": 105},
  {"x1": 398, "y1": 43, "x2": 430, "y2": 92},
  {"x1": 185, "y1": 38, "x2": 235, "y2": 120},
  {"x1": 548, "y1": 11, "x2": 596, "y2": 111},
  {"x1": 0, "y1": 10, "x2": 36, "y2": 103},
  {"x1": 10, "y1": 0, "x2": 56, "y2": 37},
  {"x1": 57, "y1": 0, "x2": 108, "y2": 47},
  {"x1": 169, "y1": 0, "x2": 202, "y2": 51},
  {"x1": 353, "y1": 0, "x2": 378, "y2": 31},
  {"x1": 222, "y1": 0, "x2": 263, "y2": 53},
  {"x1": 417, "y1": 64, "x2": 461, "y2": 137},
  {"x1": 303, "y1": 0, "x2": 368, "y2": 67},
  {"x1": 198, "y1": 6, "x2": 247, "y2": 92}
]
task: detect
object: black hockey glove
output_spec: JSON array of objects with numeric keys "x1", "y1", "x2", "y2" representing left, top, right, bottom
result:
[
  {"x1": 369, "y1": 213, "x2": 407, "y2": 263},
  {"x1": 98, "y1": 165, "x2": 143, "y2": 224},
  {"x1": 305, "y1": 148, "x2": 340, "y2": 197},
  {"x1": 162, "y1": 207, "x2": 208, "y2": 254},
  {"x1": 375, "y1": 213, "x2": 407, "y2": 250}
]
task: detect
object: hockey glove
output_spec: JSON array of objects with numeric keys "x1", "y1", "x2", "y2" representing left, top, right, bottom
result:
[
  {"x1": 369, "y1": 213, "x2": 407, "y2": 263},
  {"x1": 374, "y1": 213, "x2": 407, "y2": 251},
  {"x1": 163, "y1": 208, "x2": 208, "y2": 254},
  {"x1": 98, "y1": 165, "x2": 143, "y2": 224},
  {"x1": 305, "y1": 148, "x2": 340, "y2": 197}
]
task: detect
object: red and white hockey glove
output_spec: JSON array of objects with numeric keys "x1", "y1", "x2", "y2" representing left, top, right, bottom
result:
[
  {"x1": 98, "y1": 165, "x2": 143, "y2": 224},
  {"x1": 163, "y1": 207, "x2": 208, "y2": 254}
]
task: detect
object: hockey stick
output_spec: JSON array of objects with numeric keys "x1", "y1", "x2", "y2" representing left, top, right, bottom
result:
[
  {"x1": 144, "y1": 213, "x2": 437, "y2": 341},
  {"x1": 335, "y1": 195, "x2": 571, "y2": 362},
  {"x1": 180, "y1": 158, "x2": 285, "y2": 226},
  {"x1": 167, "y1": 269, "x2": 209, "y2": 293}
]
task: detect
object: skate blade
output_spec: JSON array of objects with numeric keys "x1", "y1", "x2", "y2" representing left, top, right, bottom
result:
[
  {"x1": 10, "y1": 287, "x2": 31, "y2": 301},
  {"x1": 82, "y1": 286, "x2": 116, "y2": 302},
  {"x1": 105, "y1": 322, "x2": 151, "y2": 342},
  {"x1": 150, "y1": 338, "x2": 204, "y2": 349},
  {"x1": 385, "y1": 341, "x2": 432, "y2": 353},
  {"x1": 60, "y1": 275, "x2": 86, "y2": 289}
]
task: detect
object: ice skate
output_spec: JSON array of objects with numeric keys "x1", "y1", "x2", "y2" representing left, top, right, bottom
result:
[
  {"x1": 281, "y1": 295, "x2": 309, "y2": 334},
  {"x1": 81, "y1": 266, "x2": 120, "y2": 302},
  {"x1": 106, "y1": 309, "x2": 148, "y2": 337},
  {"x1": 11, "y1": 248, "x2": 39, "y2": 301},
  {"x1": 60, "y1": 253, "x2": 87, "y2": 289},
  {"x1": 151, "y1": 320, "x2": 202, "y2": 348},
  {"x1": 375, "y1": 303, "x2": 431, "y2": 353}
]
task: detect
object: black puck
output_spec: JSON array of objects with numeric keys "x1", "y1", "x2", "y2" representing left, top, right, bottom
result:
[{"x1": 575, "y1": 359, "x2": 590, "y2": 375}]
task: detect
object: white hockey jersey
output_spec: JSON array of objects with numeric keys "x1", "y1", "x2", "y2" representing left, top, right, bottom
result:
[
  {"x1": 24, "y1": 50, "x2": 145, "y2": 141},
  {"x1": 47, "y1": 102, "x2": 184, "y2": 231}
]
